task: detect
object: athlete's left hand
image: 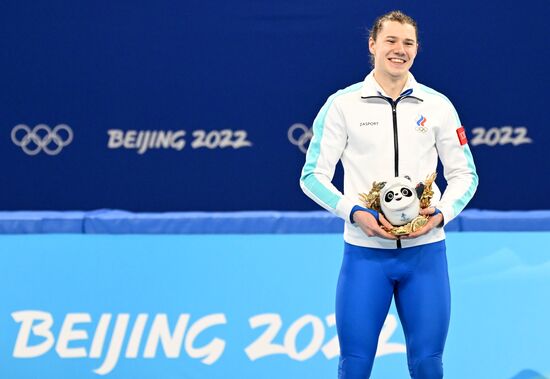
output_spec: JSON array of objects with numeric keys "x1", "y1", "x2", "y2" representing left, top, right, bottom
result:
[{"x1": 401, "y1": 207, "x2": 443, "y2": 239}]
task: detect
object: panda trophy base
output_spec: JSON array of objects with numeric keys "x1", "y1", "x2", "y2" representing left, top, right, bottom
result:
[
  {"x1": 383, "y1": 215, "x2": 429, "y2": 236},
  {"x1": 359, "y1": 172, "x2": 437, "y2": 236}
]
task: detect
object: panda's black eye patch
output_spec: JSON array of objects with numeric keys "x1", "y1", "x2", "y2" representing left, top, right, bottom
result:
[
  {"x1": 385, "y1": 192, "x2": 394, "y2": 202},
  {"x1": 401, "y1": 188, "x2": 412, "y2": 197}
]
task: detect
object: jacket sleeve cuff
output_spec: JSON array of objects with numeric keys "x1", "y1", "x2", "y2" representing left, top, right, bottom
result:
[
  {"x1": 433, "y1": 207, "x2": 444, "y2": 228},
  {"x1": 335, "y1": 197, "x2": 359, "y2": 222},
  {"x1": 437, "y1": 205, "x2": 454, "y2": 227}
]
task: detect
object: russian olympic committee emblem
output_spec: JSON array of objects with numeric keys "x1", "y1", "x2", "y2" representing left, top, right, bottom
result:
[
  {"x1": 288, "y1": 123, "x2": 312, "y2": 154},
  {"x1": 415, "y1": 115, "x2": 428, "y2": 133},
  {"x1": 11, "y1": 124, "x2": 73, "y2": 156}
]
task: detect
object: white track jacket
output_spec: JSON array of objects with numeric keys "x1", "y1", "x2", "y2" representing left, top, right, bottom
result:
[{"x1": 300, "y1": 72, "x2": 478, "y2": 249}]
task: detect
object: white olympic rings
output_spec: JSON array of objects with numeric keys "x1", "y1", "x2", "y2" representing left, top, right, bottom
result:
[
  {"x1": 288, "y1": 123, "x2": 312, "y2": 154},
  {"x1": 11, "y1": 124, "x2": 73, "y2": 156}
]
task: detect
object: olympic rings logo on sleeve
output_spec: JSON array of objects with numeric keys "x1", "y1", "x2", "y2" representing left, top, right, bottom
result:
[
  {"x1": 11, "y1": 124, "x2": 73, "y2": 156},
  {"x1": 287, "y1": 123, "x2": 312, "y2": 154}
]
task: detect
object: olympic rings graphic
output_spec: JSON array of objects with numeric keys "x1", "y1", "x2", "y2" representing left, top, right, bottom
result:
[
  {"x1": 415, "y1": 126, "x2": 428, "y2": 133},
  {"x1": 287, "y1": 123, "x2": 312, "y2": 154},
  {"x1": 11, "y1": 124, "x2": 73, "y2": 156}
]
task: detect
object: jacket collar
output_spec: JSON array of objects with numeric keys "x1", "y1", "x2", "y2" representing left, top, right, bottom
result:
[{"x1": 360, "y1": 71, "x2": 423, "y2": 100}]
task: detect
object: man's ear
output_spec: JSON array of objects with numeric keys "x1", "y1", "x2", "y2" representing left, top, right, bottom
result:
[{"x1": 368, "y1": 37, "x2": 376, "y2": 55}]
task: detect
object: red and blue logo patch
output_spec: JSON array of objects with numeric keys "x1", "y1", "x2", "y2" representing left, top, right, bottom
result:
[{"x1": 416, "y1": 115, "x2": 427, "y2": 127}]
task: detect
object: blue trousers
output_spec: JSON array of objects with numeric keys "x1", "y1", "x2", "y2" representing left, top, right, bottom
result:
[{"x1": 336, "y1": 240, "x2": 450, "y2": 379}]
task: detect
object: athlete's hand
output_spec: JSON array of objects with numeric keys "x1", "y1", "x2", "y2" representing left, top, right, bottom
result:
[
  {"x1": 353, "y1": 211, "x2": 397, "y2": 240},
  {"x1": 401, "y1": 207, "x2": 443, "y2": 239}
]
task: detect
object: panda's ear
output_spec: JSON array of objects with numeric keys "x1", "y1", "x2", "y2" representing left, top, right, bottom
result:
[
  {"x1": 404, "y1": 175, "x2": 412, "y2": 181},
  {"x1": 415, "y1": 183, "x2": 425, "y2": 199}
]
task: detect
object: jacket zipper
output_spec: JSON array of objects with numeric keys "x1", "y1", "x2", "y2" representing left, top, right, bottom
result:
[
  {"x1": 362, "y1": 94, "x2": 422, "y2": 249},
  {"x1": 391, "y1": 102, "x2": 399, "y2": 177},
  {"x1": 390, "y1": 100, "x2": 401, "y2": 248},
  {"x1": 363, "y1": 95, "x2": 410, "y2": 176}
]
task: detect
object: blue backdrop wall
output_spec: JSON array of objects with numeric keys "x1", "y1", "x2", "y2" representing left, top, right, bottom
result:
[{"x1": 0, "y1": 0, "x2": 546, "y2": 211}]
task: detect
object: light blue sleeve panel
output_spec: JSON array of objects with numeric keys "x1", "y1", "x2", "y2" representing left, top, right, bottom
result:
[{"x1": 300, "y1": 83, "x2": 362, "y2": 221}]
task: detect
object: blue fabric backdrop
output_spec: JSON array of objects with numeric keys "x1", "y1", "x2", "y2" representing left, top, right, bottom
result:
[{"x1": 0, "y1": 0, "x2": 546, "y2": 211}]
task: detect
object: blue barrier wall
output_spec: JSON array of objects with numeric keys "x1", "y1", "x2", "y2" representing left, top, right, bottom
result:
[
  {"x1": 2, "y1": 209, "x2": 550, "y2": 234},
  {"x1": 0, "y1": 232, "x2": 549, "y2": 379}
]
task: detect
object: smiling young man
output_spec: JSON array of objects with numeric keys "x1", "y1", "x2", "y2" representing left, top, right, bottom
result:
[{"x1": 300, "y1": 10, "x2": 478, "y2": 379}]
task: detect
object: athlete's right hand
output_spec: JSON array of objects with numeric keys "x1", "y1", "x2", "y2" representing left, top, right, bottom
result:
[{"x1": 353, "y1": 211, "x2": 397, "y2": 240}]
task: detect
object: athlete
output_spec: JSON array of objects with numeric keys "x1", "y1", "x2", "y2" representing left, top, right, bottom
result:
[{"x1": 300, "y1": 10, "x2": 478, "y2": 379}]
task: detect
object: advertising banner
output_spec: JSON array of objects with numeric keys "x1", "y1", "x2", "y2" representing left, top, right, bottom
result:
[{"x1": 1, "y1": 232, "x2": 549, "y2": 378}]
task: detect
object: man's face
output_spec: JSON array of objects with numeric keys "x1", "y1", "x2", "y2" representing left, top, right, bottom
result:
[{"x1": 369, "y1": 21, "x2": 418, "y2": 80}]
